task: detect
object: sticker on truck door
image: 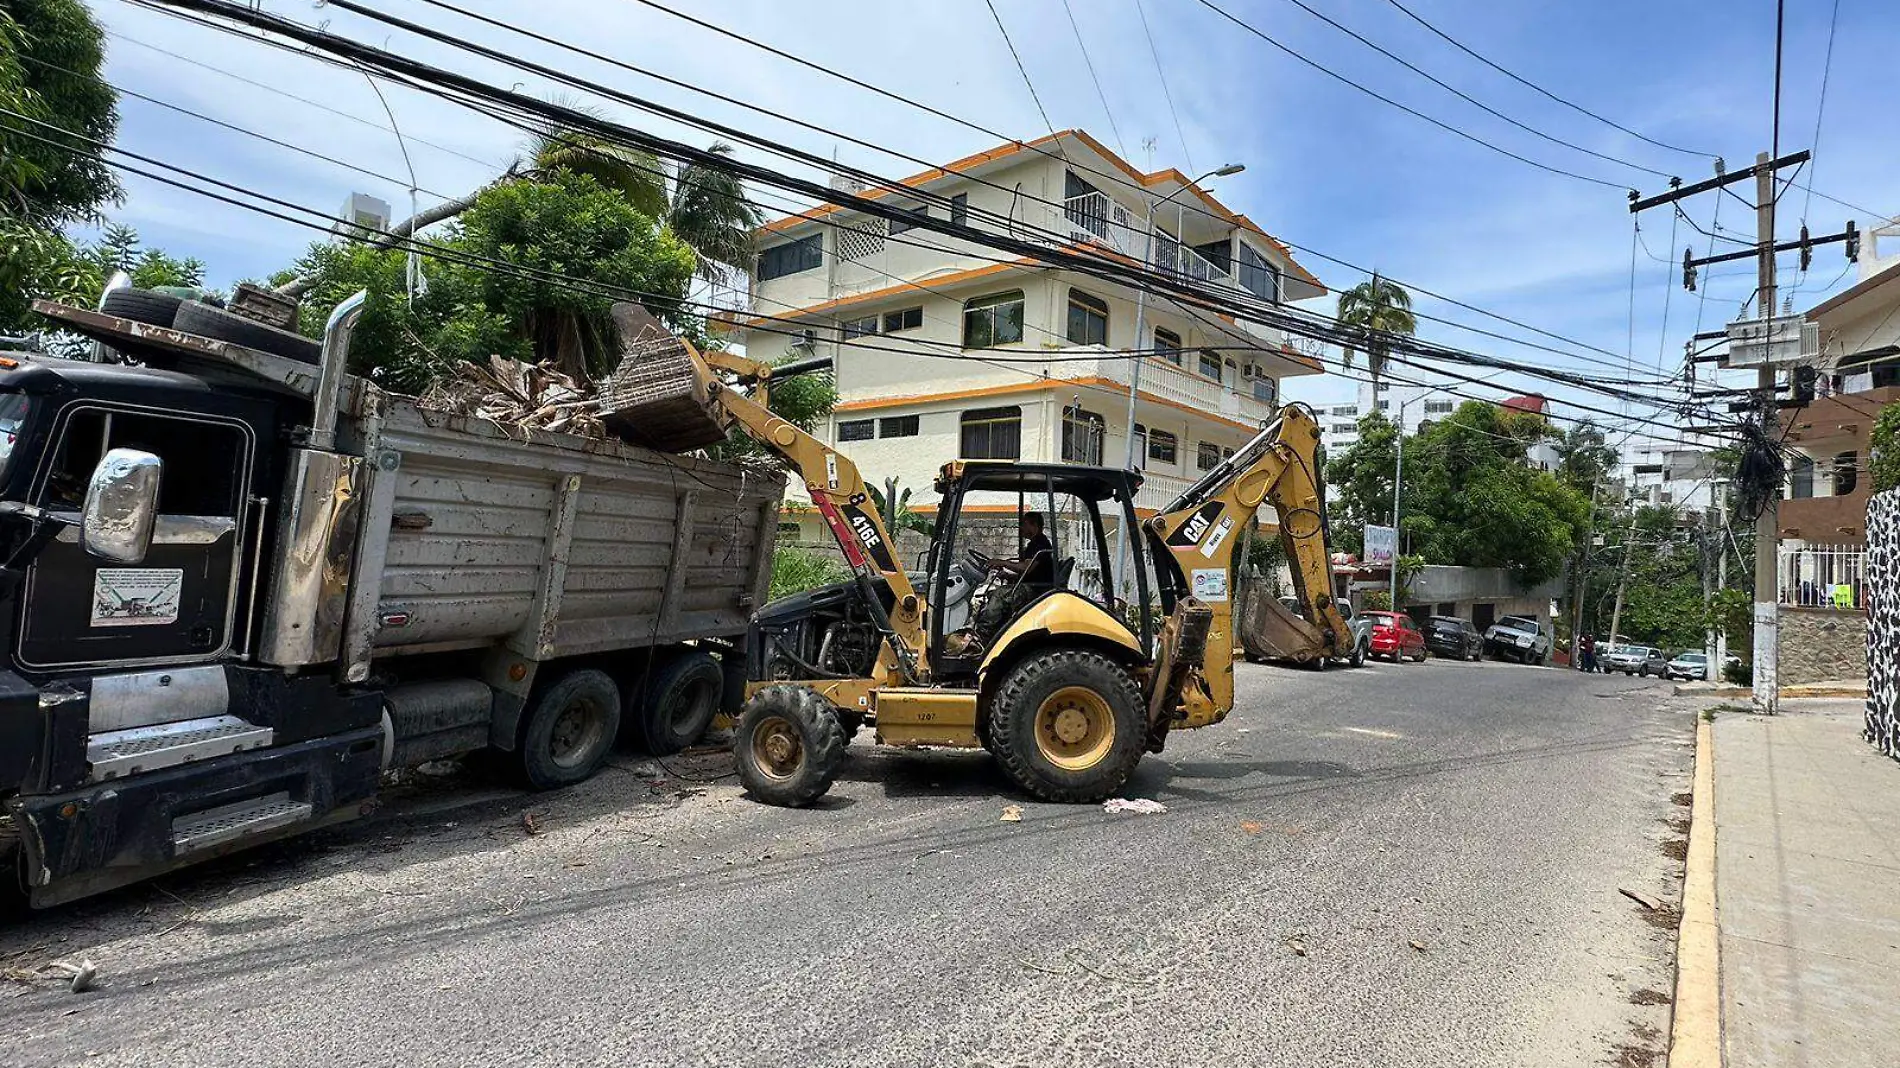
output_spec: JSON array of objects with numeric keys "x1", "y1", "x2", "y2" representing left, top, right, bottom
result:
[{"x1": 91, "y1": 568, "x2": 182, "y2": 626}]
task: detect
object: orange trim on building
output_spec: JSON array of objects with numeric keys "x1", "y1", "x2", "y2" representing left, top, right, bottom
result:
[
  {"x1": 731, "y1": 257, "x2": 1040, "y2": 329},
  {"x1": 752, "y1": 128, "x2": 1321, "y2": 292},
  {"x1": 834, "y1": 375, "x2": 1263, "y2": 433}
]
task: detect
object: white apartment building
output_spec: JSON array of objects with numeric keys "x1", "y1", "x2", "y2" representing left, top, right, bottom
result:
[
  {"x1": 723, "y1": 129, "x2": 1327, "y2": 554},
  {"x1": 1627, "y1": 445, "x2": 1721, "y2": 512}
]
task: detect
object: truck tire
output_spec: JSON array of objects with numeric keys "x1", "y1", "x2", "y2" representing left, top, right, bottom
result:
[
  {"x1": 517, "y1": 669, "x2": 621, "y2": 790},
  {"x1": 633, "y1": 649, "x2": 723, "y2": 755},
  {"x1": 99, "y1": 287, "x2": 184, "y2": 327},
  {"x1": 173, "y1": 301, "x2": 321, "y2": 364},
  {"x1": 735, "y1": 685, "x2": 845, "y2": 807},
  {"x1": 988, "y1": 648, "x2": 1145, "y2": 803}
]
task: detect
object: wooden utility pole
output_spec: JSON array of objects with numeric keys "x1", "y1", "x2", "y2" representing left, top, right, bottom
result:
[
  {"x1": 1751, "y1": 153, "x2": 1780, "y2": 713},
  {"x1": 1607, "y1": 502, "x2": 1640, "y2": 645}
]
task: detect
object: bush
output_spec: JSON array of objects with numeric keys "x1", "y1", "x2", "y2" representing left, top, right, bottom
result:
[
  {"x1": 1360, "y1": 590, "x2": 1392, "y2": 611},
  {"x1": 1872, "y1": 402, "x2": 1900, "y2": 493},
  {"x1": 769, "y1": 543, "x2": 849, "y2": 601},
  {"x1": 1723, "y1": 658, "x2": 1750, "y2": 686}
]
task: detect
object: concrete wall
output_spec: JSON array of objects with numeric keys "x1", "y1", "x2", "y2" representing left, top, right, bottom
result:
[{"x1": 1777, "y1": 606, "x2": 1868, "y2": 686}]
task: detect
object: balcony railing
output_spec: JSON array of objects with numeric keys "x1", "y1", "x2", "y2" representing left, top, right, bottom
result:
[
  {"x1": 1778, "y1": 543, "x2": 1866, "y2": 609},
  {"x1": 1063, "y1": 191, "x2": 1139, "y2": 259},
  {"x1": 1061, "y1": 347, "x2": 1276, "y2": 424}
]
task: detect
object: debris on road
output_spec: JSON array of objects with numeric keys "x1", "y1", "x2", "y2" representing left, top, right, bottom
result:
[
  {"x1": 1619, "y1": 887, "x2": 1663, "y2": 912},
  {"x1": 1239, "y1": 820, "x2": 1263, "y2": 834},
  {"x1": 523, "y1": 812, "x2": 545, "y2": 837},
  {"x1": 1283, "y1": 936, "x2": 1309, "y2": 957},
  {"x1": 1103, "y1": 798, "x2": 1167, "y2": 815},
  {"x1": 1408, "y1": 940, "x2": 1428, "y2": 953},
  {"x1": 999, "y1": 804, "x2": 1023, "y2": 822}
]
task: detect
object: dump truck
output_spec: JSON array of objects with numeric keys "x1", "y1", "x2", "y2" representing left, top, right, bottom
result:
[{"x1": 1, "y1": 288, "x2": 782, "y2": 908}]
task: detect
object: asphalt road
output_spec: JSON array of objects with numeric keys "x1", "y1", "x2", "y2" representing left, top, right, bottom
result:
[{"x1": 3, "y1": 658, "x2": 1697, "y2": 1068}]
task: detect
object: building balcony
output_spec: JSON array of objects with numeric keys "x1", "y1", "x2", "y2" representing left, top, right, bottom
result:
[{"x1": 1056, "y1": 346, "x2": 1282, "y2": 427}]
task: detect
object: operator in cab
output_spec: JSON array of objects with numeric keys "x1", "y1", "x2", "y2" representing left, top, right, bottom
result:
[{"x1": 992, "y1": 511, "x2": 1054, "y2": 586}]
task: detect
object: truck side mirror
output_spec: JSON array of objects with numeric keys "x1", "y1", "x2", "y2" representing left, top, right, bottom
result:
[{"x1": 82, "y1": 448, "x2": 162, "y2": 564}]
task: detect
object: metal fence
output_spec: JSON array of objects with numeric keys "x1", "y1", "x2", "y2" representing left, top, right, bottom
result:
[{"x1": 1777, "y1": 543, "x2": 1867, "y2": 609}]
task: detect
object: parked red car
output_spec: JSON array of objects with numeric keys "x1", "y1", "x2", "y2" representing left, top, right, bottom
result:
[{"x1": 1363, "y1": 611, "x2": 1428, "y2": 662}]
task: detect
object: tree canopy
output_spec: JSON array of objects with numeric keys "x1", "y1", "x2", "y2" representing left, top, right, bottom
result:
[
  {"x1": 1335, "y1": 271, "x2": 1415, "y2": 384},
  {"x1": 1325, "y1": 400, "x2": 1591, "y2": 586},
  {"x1": 0, "y1": 0, "x2": 119, "y2": 224}
]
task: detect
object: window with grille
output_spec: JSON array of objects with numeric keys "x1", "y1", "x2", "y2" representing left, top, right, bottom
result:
[
  {"x1": 960, "y1": 406, "x2": 1022, "y2": 459},
  {"x1": 837, "y1": 221, "x2": 884, "y2": 261},
  {"x1": 1238, "y1": 243, "x2": 1281, "y2": 302},
  {"x1": 1067, "y1": 289, "x2": 1109, "y2": 346},
  {"x1": 949, "y1": 193, "x2": 968, "y2": 228},
  {"x1": 888, "y1": 203, "x2": 928, "y2": 235},
  {"x1": 1062, "y1": 407, "x2": 1105, "y2": 464},
  {"x1": 759, "y1": 234, "x2": 821, "y2": 280},
  {"x1": 841, "y1": 315, "x2": 879, "y2": 339},
  {"x1": 1197, "y1": 441, "x2": 1221, "y2": 471},
  {"x1": 1424, "y1": 400, "x2": 1454, "y2": 414},
  {"x1": 963, "y1": 290, "x2": 1025, "y2": 348},
  {"x1": 1197, "y1": 350, "x2": 1222, "y2": 380},
  {"x1": 1252, "y1": 376, "x2": 1276, "y2": 403},
  {"x1": 1155, "y1": 327, "x2": 1183, "y2": 364},
  {"x1": 838, "y1": 419, "x2": 875, "y2": 442},
  {"x1": 882, "y1": 307, "x2": 922, "y2": 332},
  {"x1": 1148, "y1": 429, "x2": 1178, "y2": 465},
  {"x1": 880, "y1": 415, "x2": 919, "y2": 438},
  {"x1": 1835, "y1": 451, "x2": 1859, "y2": 496}
]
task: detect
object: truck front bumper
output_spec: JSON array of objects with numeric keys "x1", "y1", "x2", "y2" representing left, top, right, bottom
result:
[{"x1": 6, "y1": 726, "x2": 383, "y2": 907}]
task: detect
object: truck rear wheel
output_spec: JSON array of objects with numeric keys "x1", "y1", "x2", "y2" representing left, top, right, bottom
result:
[
  {"x1": 518, "y1": 669, "x2": 621, "y2": 790},
  {"x1": 633, "y1": 650, "x2": 723, "y2": 755},
  {"x1": 735, "y1": 685, "x2": 845, "y2": 807},
  {"x1": 988, "y1": 648, "x2": 1145, "y2": 803}
]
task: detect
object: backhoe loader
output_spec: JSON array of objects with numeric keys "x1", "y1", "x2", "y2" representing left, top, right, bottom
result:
[{"x1": 658, "y1": 342, "x2": 1350, "y2": 806}]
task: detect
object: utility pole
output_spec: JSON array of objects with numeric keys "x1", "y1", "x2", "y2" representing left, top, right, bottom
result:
[
  {"x1": 1752, "y1": 153, "x2": 1780, "y2": 713},
  {"x1": 1703, "y1": 503, "x2": 1718, "y2": 675},
  {"x1": 1716, "y1": 488, "x2": 1730, "y2": 671},
  {"x1": 1607, "y1": 502, "x2": 1640, "y2": 645},
  {"x1": 1571, "y1": 474, "x2": 1604, "y2": 665}
]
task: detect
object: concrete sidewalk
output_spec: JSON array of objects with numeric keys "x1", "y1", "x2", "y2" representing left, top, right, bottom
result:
[{"x1": 1712, "y1": 700, "x2": 1900, "y2": 1067}]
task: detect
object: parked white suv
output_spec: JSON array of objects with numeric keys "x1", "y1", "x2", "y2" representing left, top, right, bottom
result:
[{"x1": 1482, "y1": 615, "x2": 1551, "y2": 664}]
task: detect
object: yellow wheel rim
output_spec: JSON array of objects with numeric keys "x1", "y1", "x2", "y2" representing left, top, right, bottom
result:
[
  {"x1": 750, "y1": 716, "x2": 803, "y2": 781},
  {"x1": 1034, "y1": 686, "x2": 1116, "y2": 771}
]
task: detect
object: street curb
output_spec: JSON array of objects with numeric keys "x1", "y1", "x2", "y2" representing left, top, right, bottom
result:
[{"x1": 1670, "y1": 715, "x2": 1723, "y2": 1067}]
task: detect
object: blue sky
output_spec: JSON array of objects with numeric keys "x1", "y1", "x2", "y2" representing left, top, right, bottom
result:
[{"x1": 81, "y1": 0, "x2": 1899, "y2": 447}]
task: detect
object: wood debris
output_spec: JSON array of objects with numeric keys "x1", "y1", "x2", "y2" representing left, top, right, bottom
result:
[{"x1": 420, "y1": 355, "x2": 605, "y2": 437}]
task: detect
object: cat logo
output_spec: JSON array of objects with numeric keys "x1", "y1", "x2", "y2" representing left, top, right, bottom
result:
[{"x1": 1166, "y1": 502, "x2": 1226, "y2": 548}]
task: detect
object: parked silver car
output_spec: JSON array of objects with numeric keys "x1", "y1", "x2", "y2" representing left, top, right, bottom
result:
[
  {"x1": 1603, "y1": 645, "x2": 1668, "y2": 676},
  {"x1": 1665, "y1": 652, "x2": 1709, "y2": 681},
  {"x1": 1481, "y1": 615, "x2": 1551, "y2": 664}
]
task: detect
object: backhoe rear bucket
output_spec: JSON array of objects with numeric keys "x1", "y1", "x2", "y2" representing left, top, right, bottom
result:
[{"x1": 597, "y1": 302, "x2": 732, "y2": 453}]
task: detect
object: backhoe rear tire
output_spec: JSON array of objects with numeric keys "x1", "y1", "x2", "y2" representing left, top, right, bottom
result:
[
  {"x1": 736, "y1": 685, "x2": 845, "y2": 807},
  {"x1": 988, "y1": 648, "x2": 1145, "y2": 803}
]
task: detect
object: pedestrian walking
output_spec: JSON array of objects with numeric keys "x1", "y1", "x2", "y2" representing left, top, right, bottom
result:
[{"x1": 1578, "y1": 633, "x2": 1597, "y2": 673}]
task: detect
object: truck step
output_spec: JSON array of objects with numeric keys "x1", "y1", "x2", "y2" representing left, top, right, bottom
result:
[
  {"x1": 87, "y1": 715, "x2": 275, "y2": 781},
  {"x1": 171, "y1": 792, "x2": 312, "y2": 855}
]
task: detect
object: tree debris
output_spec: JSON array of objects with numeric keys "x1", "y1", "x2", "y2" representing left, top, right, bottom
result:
[
  {"x1": 522, "y1": 812, "x2": 544, "y2": 837},
  {"x1": 999, "y1": 805, "x2": 1023, "y2": 822},
  {"x1": 1619, "y1": 887, "x2": 1663, "y2": 912},
  {"x1": 420, "y1": 355, "x2": 604, "y2": 437},
  {"x1": 1283, "y1": 936, "x2": 1309, "y2": 957},
  {"x1": 1103, "y1": 798, "x2": 1167, "y2": 815},
  {"x1": 1408, "y1": 940, "x2": 1428, "y2": 953}
]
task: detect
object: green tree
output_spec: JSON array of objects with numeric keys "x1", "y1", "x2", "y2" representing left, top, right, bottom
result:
[
  {"x1": 1553, "y1": 420, "x2": 1618, "y2": 493},
  {"x1": 1322, "y1": 410, "x2": 1398, "y2": 556},
  {"x1": 1872, "y1": 401, "x2": 1900, "y2": 493},
  {"x1": 1335, "y1": 271, "x2": 1415, "y2": 388},
  {"x1": 0, "y1": 0, "x2": 119, "y2": 223}
]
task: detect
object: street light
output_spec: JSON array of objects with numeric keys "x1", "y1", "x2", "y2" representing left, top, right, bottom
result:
[
  {"x1": 1388, "y1": 386, "x2": 1455, "y2": 609},
  {"x1": 1113, "y1": 163, "x2": 1246, "y2": 597}
]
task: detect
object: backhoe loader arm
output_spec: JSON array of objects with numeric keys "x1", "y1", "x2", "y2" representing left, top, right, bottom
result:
[
  {"x1": 693, "y1": 350, "x2": 927, "y2": 680},
  {"x1": 1144, "y1": 404, "x2": 1349, "y2": 721}
]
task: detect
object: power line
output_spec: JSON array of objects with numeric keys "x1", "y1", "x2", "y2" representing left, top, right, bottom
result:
[
  {"x1": 1130, "y1": 0, "x2": 1193, "y2": 174},
  {"x1": 1058, "y1": 0, "x2": 1126, "y2": 158},
  {"x1": 1189, "y1": 0, "x2": 1630, "y2": 190},
  {"x1": 982, "y1": 0, "x2": 1059, "y2": 147},
  {"x1": 1272, "y1": 0, "x2": 1675, "y2": 179},
  {"x1": 1373, "y1": 0, "x2": 1719, "y2": 160}
]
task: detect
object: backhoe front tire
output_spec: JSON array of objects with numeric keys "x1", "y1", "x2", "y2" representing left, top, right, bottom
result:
[
  {"x1": 736, "y1": 685, "x2": 845, "y2": 807},
  {"x1": 988, "y1": 648, "x2": 1145, "y2": 803}
]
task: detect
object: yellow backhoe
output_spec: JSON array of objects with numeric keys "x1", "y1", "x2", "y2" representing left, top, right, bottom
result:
[{"x1": 650, "y1": 341, "x2": 1350, "y2": 805}]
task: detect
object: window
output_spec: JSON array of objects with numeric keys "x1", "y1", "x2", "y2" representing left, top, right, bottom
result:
[
  {"x1": 1197, "y1": 350, "x2": 1223, "y2": 380},
  {"x1": 1222, "y1": 447, "x2": 1236, "y2": 460},
  {"x1": 882, "y1": 306, "x2": 923, "y2": 333},
  {"x1": 1835, "y1": 451, "x2": 1859, "y2": 496},
  {"x1": 963, "y1": 290, "x2": 1025, "y2": 348},
  {"x1": 1061, "y1": 407, "x2": 1105, "y2": 464},
  {"x1": 1154, "y1": 327, "x2": 1183, "y2": 364},
  {"x1": 758, "y1": 234, "x2": 821, "y2": 280},
  {"x1": 1790, "y1": 454, "x2": 1815, "y2": 498},
  {"x1": 1332, "y1": 405, "x2": 1357, "y2": 417},
  {"x1": 1192, "y1": 239, "x2": 1232, "y2": 275},
  {"x1": 1066, "y1": 289, "x2": 1109, "y2": 346},
  {"x1": 1148, "y1": 429, "x2": 1178, "y2": 465},
  {"x1": 949, "y1": 193, "x2": 968, "y2": 228},
  {"x1": 1424, "y1": 399, "x2": 1454, "y2": 414},
  {"x1": 1330, "y1": 423, "x2": 1356, "y2": 435},
  {"x1": 1132, "y1": 423, "x2": 1148, "y2": 469},
  {"x1": 1376, "y1": 400, "x2": 1389, "y2": 411},
  {"x1": 837, "y1": 419, "x2": 875, "y2": 442},
  {"x1": 888, "y1": 203, "x2": 927, "y2": 235},
  {"x1": 841, "y1": 314, "x2": 879, "y2": 339},
  {"x1": 1197, "y1": 441, "x2": 1221, "y2": 471},
  {"x1": 1237, "y1": 243, "x2": 1281, "y2": 302},
  {"x1": 880, "y1": 415, "x2": 919, "y2": 438},
  {"x1": 1252, "y1": 376, "x2": 1276, "y2": 404},
  {"x1": 961, "y1": 406, "x2": 1021, "y2": 459}
]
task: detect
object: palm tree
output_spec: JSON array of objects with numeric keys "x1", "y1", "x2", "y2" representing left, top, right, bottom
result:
[
  {"x1": 1335, "y1": 271, "x2": 1416, "y2": 391},
  {"x1": 666, "y1": 143, "x2": 763, "y2": 282},
  {"x1": 525, "y1": 123, "x2": 668, "y2": 219}
]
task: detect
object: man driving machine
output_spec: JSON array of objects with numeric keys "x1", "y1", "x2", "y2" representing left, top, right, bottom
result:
[{"x1": 989, "y1": 511, "x2": 1054, "y2": 585}]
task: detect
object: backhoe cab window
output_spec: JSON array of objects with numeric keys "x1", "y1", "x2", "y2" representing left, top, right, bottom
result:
[{"x1": 41, "y1": 408, "x2": 246, "y2": 515}]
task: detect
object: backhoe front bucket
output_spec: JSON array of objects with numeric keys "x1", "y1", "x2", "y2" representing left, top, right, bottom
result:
[{"x1": 597, "y1": 302, "x2": 732, "y2": 453}]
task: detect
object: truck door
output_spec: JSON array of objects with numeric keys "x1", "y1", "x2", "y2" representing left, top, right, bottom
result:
[{"x1": 17, "y1": 405, "x2": 253, "y2": 669}]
